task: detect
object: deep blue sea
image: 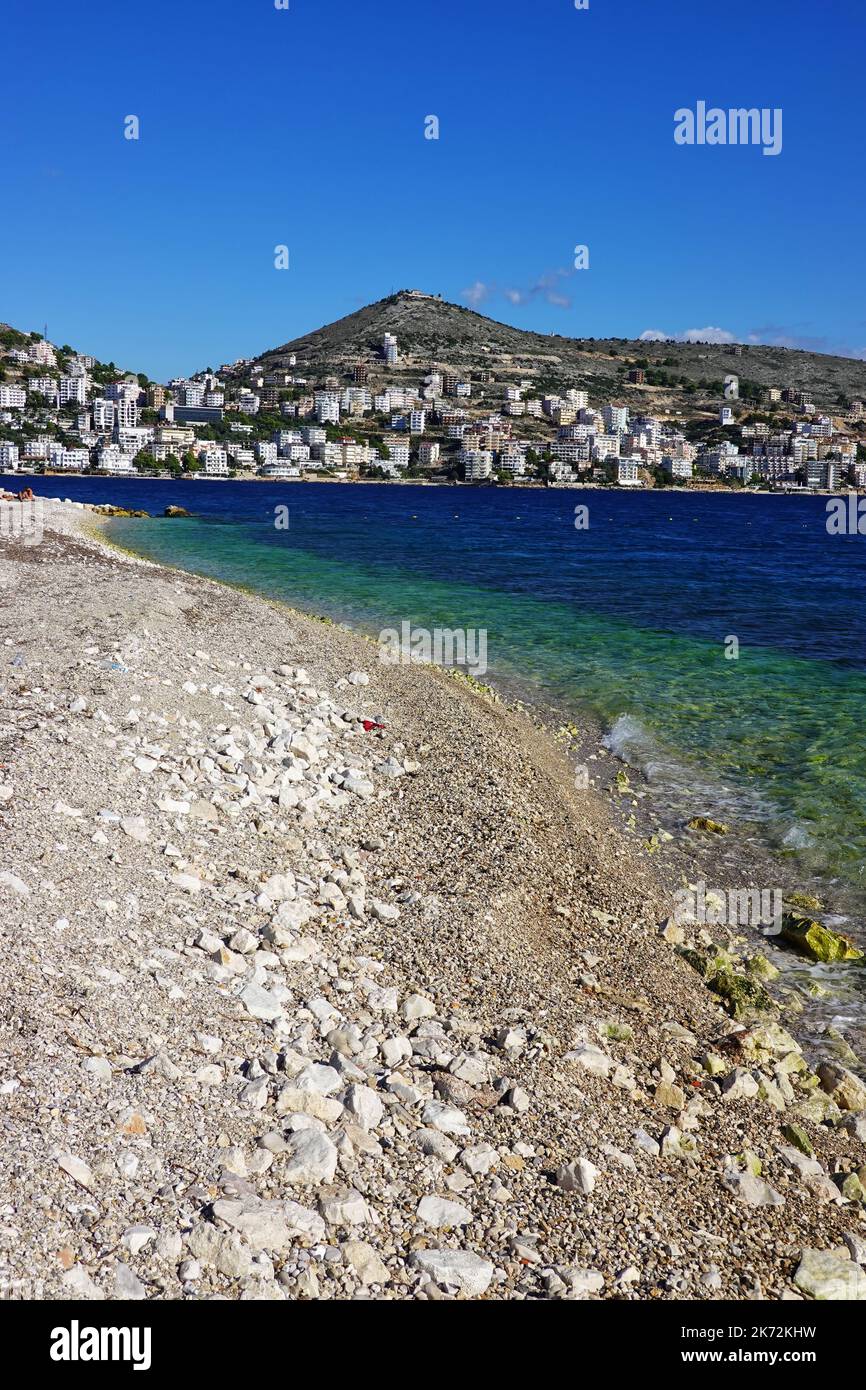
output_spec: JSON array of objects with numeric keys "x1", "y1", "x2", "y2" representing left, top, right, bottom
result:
[{"x1": 10, "y1": 474, "x2": 866, "y2": 918}]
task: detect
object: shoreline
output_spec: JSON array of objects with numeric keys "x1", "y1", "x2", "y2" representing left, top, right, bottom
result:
[
  {"x1": 1, "y1": 497, "x2": 865, "y2": 1302},
  {"x1": 93, "y1": 498, "x2": 866, "y2": 1069},
  {"x1": 3, "y1": 468, "x2": 862, "y2": 499}
]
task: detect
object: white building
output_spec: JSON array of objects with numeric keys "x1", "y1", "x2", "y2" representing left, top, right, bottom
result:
[
  {"x1": 0, "y1": 442, "x2": 20, "y2": 468},
  {"x1": 720, "y1": 405, "x2": 734, "y2": 425},
  {"x1": 96, "y1": 447, "x2": 137, "y2": 475},
  {"x1": 24, "y1": 436, "x2": 51, "y2": 459},
  {"x1": 0, "y1": 386, "x2": 26, "y2": 409},
  {"x1": 199, "y1": 447, "x2": 228, "y2": 475},
  {"x1": 499, "y1": 446, "x2": 527, "y2": 477},
  {"x1": 116, "y1": 398, "x2": 140, "y2": 429},
  {"x1": 603, "y1": 404, "x2": 629, "y2": 434},
  {"x1": 105, "y1": 379, "x2": 140, "y2": 402},
  {"x1": 259, "y1": 461, "x2": 301, "y2": 480},
  {"x1": 340, "y1": 441, "x2": 369, "y2": 468},
  {"x1": 419, "y1": 441, "x2": 440, "y2": 466},
  {"x1": 384, "y1": 441, "x2": 410, "y2": 469},
  {"x1": 226, "y1": 446, "x2": 256, "y2": 469},
  {"x1": 314, "y1": 392, "x2": 340, "y2": 425},
  {"x1": 617, "y1": 459, "x2": 642, "y2": 486},
  {"x1": 52, "y1": 446, "x2": 90, "y2": 472},
  {"x1": 30, "y1": 377, "x2": 58, "y2": 400},
  {"x1": 28, "y1": 340, "x2": 57, "y2": 366},
  {"x1": 462, "y1": 449, "x2": 493, "y2": 482},
  {"x1": 92, "y1": 398, "x2": 116, "y2": 432},
  {"x1": 592, "y1": 433, "x2": 621, "y2": 460},
  {"x1": 59, "y1": 375, "x2": 89, "y2": 408},
  {"x1": 409, "y1": 409, "x2": 426, "y2": 434},
  {"x1": 662, "y1": 456, "x2": 693, "y2": 480}
]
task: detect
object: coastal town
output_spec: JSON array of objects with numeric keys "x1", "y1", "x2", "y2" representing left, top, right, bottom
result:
[{"x1": 0, "y1": 312, "x2": 864, "y2": 492}]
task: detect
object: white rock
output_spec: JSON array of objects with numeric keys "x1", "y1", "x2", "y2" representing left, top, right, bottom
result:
[
  {"x1": 794, "y1": 1248, "x2": 866, "y2": 1300},
  {"x1": 402, "y1": 993, "x2": 435, "y2": 1021},
  {"x1": 122, "y1": 1225, "x2": 157, "y2": 1257},
  {"x1": 171, "y1": 872, "x2": 202, "y2": 895},
  {"x1": 565, "y1": 1268, "x2": 605, "y2": 1297},
  {"x1": 0, "y1": 871, "x2": 29, "y2": 897},
  {"x1": 61, "y1": 1265, "x2": 104, "y2": 1300},
  {"x1": 239, "y1": 982, "x2": 284, "y2": 1022},
  {"x1": 409, "y1": 1249, "x2": 494, "y2": 1296},
  {"x1": 57, "y1": 1153, "x2": 94, "y2": 1190},
  {"x1": 343, "y1": 1083, "x2": 384, "y2": 1131},
  {"x1": 381, "y1": 1036, "x2": 412, "y2": 1068},
  {"x1": 319, "y1": 1187, "x2": 371, "y2": 1227},
  {"x1": 282, "y1": 1129, "x2": 338, "y2": 1185},
  {"x1": 721, "y1": 1068, "x2": 760, "y2": 1101},
  {"x1": 417, "y1": 1195, "x2": 472, "y2": 1229},
  {"x1": 723, "y1": 1171, "x2": 784, "y2": 1207},
  {"x1": 460, "y1": 1144, "x2": 499, "y2": 1176},
  {"x1": 421, "y1": 1101, "x2": 471, "y2": 1136},
  {"x1": 342, "y1": 1240, "x2": 389, "y2": 1287},
  {"x1": 121, "y1": 816, "x2": 150, "y2": 843},
  {"x1": 844, "y1": 1232, "x2": 866, "y2": 1266},
  {"x1": 564, "y1": 1044, "x2": 613, "y2": 1078},
  {"x1": 556, "y1": 1158, "x2": 599, "y2": 1195},
  {"x1": 212, "y1": 1198, "x2": 294, "y2": 1252},
  {"x1": 295, "y1": 1063, "x2": 341, "y2": 1095}
]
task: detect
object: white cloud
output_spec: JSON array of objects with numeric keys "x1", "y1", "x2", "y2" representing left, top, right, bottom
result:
[
  {"x1": 639, "y1": 325, "x2": 736, "y2": 345},
  {"x1": 681, "y1": 326, "x2": 737, "y2": 344},
  {"x1": 461, "y1": 281, "x2": 492, "y2": 307},
  {"x1": 466, "y1": 270, "x2": 573, "y2": 312}
]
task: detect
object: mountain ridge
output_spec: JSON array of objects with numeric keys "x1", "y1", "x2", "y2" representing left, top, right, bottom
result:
[{"x1": 239, "y1": 290, "x2": 866, "y2": 410}]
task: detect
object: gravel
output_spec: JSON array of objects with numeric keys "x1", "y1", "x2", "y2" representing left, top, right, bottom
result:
[{"x1": 0, "y1": 497, "x2": 863, "y2": 1302}]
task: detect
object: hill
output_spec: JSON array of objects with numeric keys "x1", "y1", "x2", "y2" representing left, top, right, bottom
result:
[{"x1": 243, "y1": 290, "x2": 866, "y2": 412}]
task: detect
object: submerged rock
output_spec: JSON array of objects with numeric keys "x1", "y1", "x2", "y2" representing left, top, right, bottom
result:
[
  {"x1": 686, "y1": 816, "x2": 730, "y2": 835},
  {"x1": 164, "y1": 505, "x2": 192, "y2": 518},
  {"x1": 93, "y1": 504, "x2": 150, "y2": 518}
]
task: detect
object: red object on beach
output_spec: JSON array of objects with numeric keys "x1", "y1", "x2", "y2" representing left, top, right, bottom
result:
[{"x1": 361, "y1": 720, "x2": 386, "y2": 732}]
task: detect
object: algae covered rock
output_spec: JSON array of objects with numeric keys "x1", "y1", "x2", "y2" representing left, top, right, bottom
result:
[
  {"x1": 164, "y1": 505, "x2": 192, "y2": 518},
  {"x1": 686, "y1": 816, "x2": 730, "y2": 835},
  {"x1": 678, "y1": 946, "x2": 733, "y2": 981},
  {"x1": 785, "y1": 890, "x2": 823, "y2": 914},
  {"x1": 93, "y1": 504, "x2": 150, "y2": 518},
  {"x1": 781, "y1": 1123, "x2": 814, "y2": 1157},
  {"x1": 778, "y1": 911, "x2": 863, "y2": 964},
  {"x1": 709, "y1": 969, "x2": 776, "y2": 1021},
  {"x1": 745, "y1": 953, "x2": 779, "y2": 981},
  {"x1": 678, "y1": 947, "x2": 777, "y2": 1020}
]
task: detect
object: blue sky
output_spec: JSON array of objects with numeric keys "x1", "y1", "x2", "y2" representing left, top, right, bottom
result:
[{"x1": 1, "y1": 0, "x2": 863, "y2": 379}]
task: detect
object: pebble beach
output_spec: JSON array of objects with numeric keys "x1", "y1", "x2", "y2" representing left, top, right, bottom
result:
[{"x1": 1, "y1": 497, "x2": 865, "y2": 1303}]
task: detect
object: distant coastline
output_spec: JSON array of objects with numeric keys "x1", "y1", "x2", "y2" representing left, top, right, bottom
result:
[{"x1": 6, "y1": 468, "x2": 861, "y2": 499}]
